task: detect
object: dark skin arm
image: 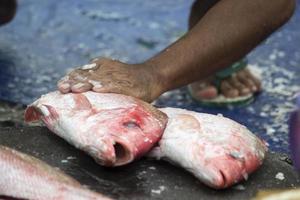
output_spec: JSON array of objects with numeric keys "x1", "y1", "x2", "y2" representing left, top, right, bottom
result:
[{"x1": 58, "y1": 0, "x2": 295, "y2": 102}]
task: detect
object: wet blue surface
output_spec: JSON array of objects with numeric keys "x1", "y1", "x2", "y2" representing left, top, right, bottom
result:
[{"x1": 0, "y1": 1, "x2": 299, "y2": 153}]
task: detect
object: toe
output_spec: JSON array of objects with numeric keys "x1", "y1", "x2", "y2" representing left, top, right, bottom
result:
[
  {"x1": 243, "y1": 69, "x2": 261, "y2": 91},
  {"x1": 220, "y1": 80, "x2": 239, "y2": 98},
  {"x1": 236, "y1": 70, "x2": 257, "y2": 92},
  {"x1": 190, "y1": 82, "x2": 218, "y2": 100},
  {"x1": 197, "y1": 85, "x2": 218, "y2": 99},
  {"x1": 228, "y1": 75, "x2": 251, "y2": 96}
]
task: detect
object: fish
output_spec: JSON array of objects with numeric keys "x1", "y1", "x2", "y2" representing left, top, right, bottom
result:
[
  {"x1": 0, "y1": 145, "x2": 112, "y2": 200},
  {"x1": 25, "y1": 91, "x2": 167, "y2": 167},
  {"x1": 149, "y1": 107, "x2": 267, "y2": 189}
]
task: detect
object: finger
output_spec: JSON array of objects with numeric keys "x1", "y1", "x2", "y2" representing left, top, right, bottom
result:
[
  {"x1": 57, "y1": 75, "x2": 71, "y2": 93},
  {"x1": 71, "y1": 82, "x2": 92, "y2": 93},
  {"x1": 67, "y1": 69, "x2": 90, "y2": 88},
  {"x1": 57, "y1": 82, "x2": 71, "y2": 93},
  {"x1": 88, "y1": 79, "x2": 103, "y2": 90}
]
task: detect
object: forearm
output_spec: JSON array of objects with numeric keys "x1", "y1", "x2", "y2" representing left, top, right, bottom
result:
[{"x1": 145, "y1": 0, "x2": 295, "y2": 93}]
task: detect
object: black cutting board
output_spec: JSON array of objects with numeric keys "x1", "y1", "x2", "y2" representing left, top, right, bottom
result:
[{"x1": 0, "y1": 127, "x2": 299, "y2": 200}]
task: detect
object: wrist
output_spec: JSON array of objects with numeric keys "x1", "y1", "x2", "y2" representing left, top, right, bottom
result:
[{"x1": 139, "y1": 61, "x2": 168, "y2": 101}]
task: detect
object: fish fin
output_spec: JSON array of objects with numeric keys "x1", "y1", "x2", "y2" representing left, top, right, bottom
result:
[{"x1": 147, "y1": 146, "x2": 163, "y2": 160}]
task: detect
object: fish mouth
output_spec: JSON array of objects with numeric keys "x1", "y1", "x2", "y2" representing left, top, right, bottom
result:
[
  {"x1": 90, "y1": 140, "x2": 134, "y2": 167},
  {"x1": 112, "y1": 141, "x2": 134, "y2": 166}
]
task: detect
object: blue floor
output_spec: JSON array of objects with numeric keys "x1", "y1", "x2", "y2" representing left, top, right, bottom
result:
[{"x1": 0, "y1": 1, "x2": 299, "y2": 153}]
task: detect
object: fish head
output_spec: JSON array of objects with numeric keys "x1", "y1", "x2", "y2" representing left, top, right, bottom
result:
[
  {"x1": 25, "y1": 91, "x2": 92, "y2": 123},
  {"x1": 78, "y1": 103, "x2": 167, "y2": 167}
]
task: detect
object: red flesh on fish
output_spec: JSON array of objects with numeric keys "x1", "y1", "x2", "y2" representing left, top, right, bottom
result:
[
  {"x1": 149, "y1": 107, "x2": 267, "y2": 189},
  {"x1": 25, "y1": 91, "x2": 167, "y2": 166},
  {"x1": 0, "y1": 145, "x2": 112, "y2": 200}
]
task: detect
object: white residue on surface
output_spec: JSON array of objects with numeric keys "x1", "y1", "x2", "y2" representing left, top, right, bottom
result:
[
  {"x1": 151, "y1": 186, "x2": 166, "y2": 194},
  {"x1": 265, "y1": 126, "x2": 276, "y2": 136},
  {"x1": 67, "y1": 156, "x2": 77, "y2": 160},
  {"x1": 148, "y1": 166, "x2": 156, "y2": 170},
  {"x1": 275, "y1": 172, "x2": 285, "y2": 180},
  {"x1": 233, "y1": 184, "x2": 246, "y2": 190},
  {"x1": 251, "y1": 60, "x2": 300, "y2": 152}
]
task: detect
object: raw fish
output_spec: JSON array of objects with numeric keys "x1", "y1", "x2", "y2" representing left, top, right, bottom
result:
[
  {"x1": 149, "y1": 107, "x2": 267, "y2": 189},
  {"x1": 0, "y1": 145, "x2": 112, "y2": 200},
  {"x1": 25, "y1": 91, "x2": 167, "y2": 166}
]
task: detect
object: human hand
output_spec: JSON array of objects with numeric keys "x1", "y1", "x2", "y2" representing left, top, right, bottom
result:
[{"x1": 57, "y1": 58, "x2": 163, "y2": 102}]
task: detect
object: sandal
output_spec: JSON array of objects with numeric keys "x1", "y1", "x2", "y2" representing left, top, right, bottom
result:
[{"x1": 188, "y1": 59, "x2": 256, "y2": 107}]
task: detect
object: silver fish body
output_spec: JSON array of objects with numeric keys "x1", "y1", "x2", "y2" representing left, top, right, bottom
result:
[
  {"x1": 0, "y1": 145, "x2": 112, "y2": 200},
  {"x1": 149, "y1": 107, "x2": 267, "y2": 189}
]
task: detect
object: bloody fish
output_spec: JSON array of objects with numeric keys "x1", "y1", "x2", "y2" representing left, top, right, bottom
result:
[
  {"x1": 0, "y1": 145, "x2": 112, "y2": 200},
  {"x1": 25, "y1": 91, "x2": 167, "y2": 167},
  {"x1": 149, "y1": 107, "x2": 267, "y2": 189}
]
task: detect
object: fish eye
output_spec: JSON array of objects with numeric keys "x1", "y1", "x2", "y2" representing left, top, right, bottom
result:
[{"x1": 123, "y1": 121, "x2": 140, "y2": 128}]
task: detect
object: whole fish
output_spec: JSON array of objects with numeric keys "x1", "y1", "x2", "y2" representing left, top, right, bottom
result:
[
  {"x1": 149, "y1": 107, "x2": 267, "y2": 189},
  {"x1": 25, "y1": 91, "x2": 167, "y2": 166},
  {"x1": 0, "y1": 145, "x2": 112, "y2": 200}
]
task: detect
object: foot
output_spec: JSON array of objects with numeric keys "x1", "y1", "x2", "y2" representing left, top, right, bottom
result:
[{"x1": 189, "y1": 68, "x2": 261, "y2": 100}]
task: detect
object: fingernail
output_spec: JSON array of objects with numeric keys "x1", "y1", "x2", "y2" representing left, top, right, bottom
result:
[
  {"x1": 72, "y1": 83, "x2": 86, "y2": 89},
  {"x1": 59, "y1": 83, "x2": 70, "y2": 90}
]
